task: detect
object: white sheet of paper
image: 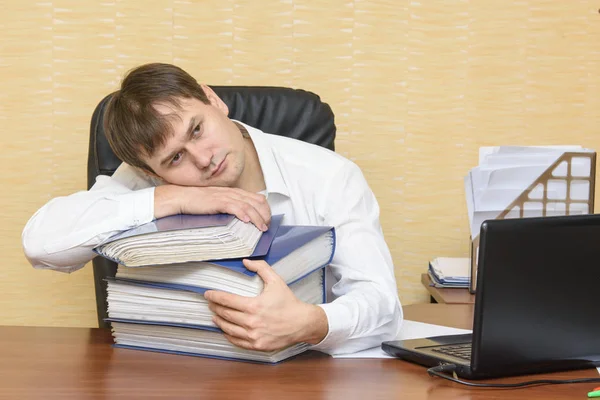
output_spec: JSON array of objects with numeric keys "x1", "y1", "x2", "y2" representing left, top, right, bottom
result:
[
  {"x1": 478, "y1": 145, "x2": 583, "y2": 165},
  {"x1": 466, "y1": 146, "x2": 594, "y2": 239},
  {"x1": 430, "y1": 257, "x2": 470, "y2": 280},
  {"x1": 332, "y1": 320, "x2": 472, "y2": 359}
]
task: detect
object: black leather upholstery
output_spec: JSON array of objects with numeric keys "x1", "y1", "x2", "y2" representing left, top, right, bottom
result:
[{"x1": 87, "y1": 86, "x2": 336, "y2": 328}]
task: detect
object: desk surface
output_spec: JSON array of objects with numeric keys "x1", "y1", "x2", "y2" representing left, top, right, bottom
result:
[
  {"x1": 421, "y1": 273, "x2": 476, "y2": 304},
  {"x1": 1, "y1": 304, "x2": 597, "y2": 400}
]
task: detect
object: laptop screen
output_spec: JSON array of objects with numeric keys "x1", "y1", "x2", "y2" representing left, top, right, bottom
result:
[{"x1": 472, "y1": 214, "x2": 600, "y2": 375}]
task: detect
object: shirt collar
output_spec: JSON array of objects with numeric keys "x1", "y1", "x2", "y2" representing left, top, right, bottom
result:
[{"x1": 234, "y1": 120, "x2": 290, "y2": 198}]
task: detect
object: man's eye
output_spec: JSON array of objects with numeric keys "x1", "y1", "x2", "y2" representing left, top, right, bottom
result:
[
  {"x1": 192, "y1": 123, "x2": 202, "y2": 137},
  {"x1": 171, "y1": 152, "x2": 182, "y2": 164}
]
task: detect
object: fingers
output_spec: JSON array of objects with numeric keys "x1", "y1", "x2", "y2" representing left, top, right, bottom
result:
[
  {"x1": 222, "y1": 334, "x2": 254, "y2": 350},
  {"x1": 220, "y1": 189, "x2": 271, "y2": 231},
  {"x1": 213, "y1": 315, "x2": 250, "y2": 342},
  {"x1": 228, "y1": 202, "x2": 268, "y2": 232},
  {"x1": 204, "y1": 290, "x2": 253, "y2": 312},
  {"x1": 213, "y1": 313, "x2": 280, "y2": 352},
  {"x1": 250, "y1": 195, "x2": 271, "y2": 227},
  {"x1": 173, "y1": 186, "x2": 272, "y2": 231},
  {"x1": 209, "y1": 302, "x2": 251, "y2": 328},
  {"x1": 230, "y1": 189, "x2": 271, "y2": 226},
  {"x1": 243, "y1": 259, "x2": 280, "y2": 285}
]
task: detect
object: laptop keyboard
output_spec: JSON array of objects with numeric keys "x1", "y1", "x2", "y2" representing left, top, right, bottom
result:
[{"x1": 430, "y1": 343, "x2": 472, "y2": 361}]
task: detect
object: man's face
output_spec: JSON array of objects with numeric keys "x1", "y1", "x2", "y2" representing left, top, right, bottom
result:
[{"x1": 144, "y1": 87, "x2": 247, "y2": 188}]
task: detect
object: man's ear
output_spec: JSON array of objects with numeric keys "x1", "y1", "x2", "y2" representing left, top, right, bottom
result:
[{"x1": 201, "y1": 84, "x2": 229, "y2": 116}]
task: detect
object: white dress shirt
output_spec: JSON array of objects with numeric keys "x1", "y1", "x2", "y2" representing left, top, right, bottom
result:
[{"x1": 22, "y1": 121, "x2": 403, "y2": 355}]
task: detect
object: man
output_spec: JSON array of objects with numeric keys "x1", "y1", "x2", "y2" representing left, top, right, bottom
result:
[{"x1": 22, "y1": 63, "x2": 402, "y2": 355}]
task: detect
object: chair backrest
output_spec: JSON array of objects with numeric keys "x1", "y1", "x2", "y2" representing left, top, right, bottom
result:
[{"x1": 87, "y1": 86, "x2": 337, "y2": 328}]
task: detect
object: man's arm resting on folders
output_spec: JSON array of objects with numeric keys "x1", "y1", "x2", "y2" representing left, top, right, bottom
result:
[
  {"x1": 22, "y1": 181, "x2": 271, "y2": 273},
  {"x1": 22, "y1": 177, "x2": 156, "y2": 272},
  {"x1": 154, "y1": 185, "x2": 271, "y2": 230}
]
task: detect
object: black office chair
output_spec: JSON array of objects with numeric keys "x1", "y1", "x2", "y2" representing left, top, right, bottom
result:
[{"x1": 87, "y1": 86, "x2": 337, "y2": 328}]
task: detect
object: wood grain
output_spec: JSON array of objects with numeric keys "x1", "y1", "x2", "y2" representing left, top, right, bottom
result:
[{"x1": 0, "y1": 304, "x2": 597, "y2": 400}]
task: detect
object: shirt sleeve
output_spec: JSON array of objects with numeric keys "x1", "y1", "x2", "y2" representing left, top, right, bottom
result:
[
  {"x1": 21, "y1": 164, "x2": 156, "y2": 273},
  {"x1": 310, "y1": 161, "x2": 403, "y2": 355}
]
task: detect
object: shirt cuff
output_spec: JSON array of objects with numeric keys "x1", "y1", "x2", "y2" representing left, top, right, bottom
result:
[
  {"x1": 118, "y1": 187, "x2": 156, "y2": 227},
  {"x1": 309, "y1": 301, "x2": 354, "y2": 353}
]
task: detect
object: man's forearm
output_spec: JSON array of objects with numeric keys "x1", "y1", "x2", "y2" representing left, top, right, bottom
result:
[
  {"x1": 153, "y1": 185, "x2": 272, "y2": 231},
  {"x1": 154, "y1": 185, "x2": 186, "y2": 219},
  {"x1": 22, "y1": 184, "x2": 155, "y2": 271}
]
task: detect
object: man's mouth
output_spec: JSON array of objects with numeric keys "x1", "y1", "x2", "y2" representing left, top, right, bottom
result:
[{"x1": 210, "y1": 156, "x2": 226, "y2": 178}]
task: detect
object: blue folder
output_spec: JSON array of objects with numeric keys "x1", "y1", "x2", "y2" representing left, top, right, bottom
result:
[{"x1": 212, "y1": 224, "x2": 335, "y2": 279}]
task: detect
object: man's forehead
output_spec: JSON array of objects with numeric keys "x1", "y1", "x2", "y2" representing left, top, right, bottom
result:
[
  {"x1": 153, "y1": 97, "x2": 200, "y2": 116},
  {"x1": 152, "y1": 99, "x2": 194, "y2": 130},
  {"x1": 152, "y1": 102, "x2": 179, "y2": 116}
]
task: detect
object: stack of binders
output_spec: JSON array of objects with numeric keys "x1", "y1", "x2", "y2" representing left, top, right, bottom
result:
[{"x1": 94, "y1": 214, "x2": 336, "y2": 364}]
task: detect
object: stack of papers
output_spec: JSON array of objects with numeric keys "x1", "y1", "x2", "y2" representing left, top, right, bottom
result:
[
  {"x1": 428, "y1": 257, "x2": 470, "y2": 288},
  {"x1": 95, "y1": 214, "x2": 269, "y2": 267},
  {"x1": 464, "y1": 145, "x2": 594, "y2": 239},
  {"x1": 94, "y1": 215, "x2": 338, "y2": 364}
]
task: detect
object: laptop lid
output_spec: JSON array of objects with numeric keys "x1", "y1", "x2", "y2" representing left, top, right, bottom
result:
[
  {"x1": 382, "y1": 213, "x2": 600, "y2": 379},
  {"x1": 470, "y1": 214, "x2": 600, "y2": 377}
]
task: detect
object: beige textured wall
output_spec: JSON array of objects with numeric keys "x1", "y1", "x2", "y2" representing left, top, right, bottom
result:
[{"x1": 2, "y1": 1, "x2": 600, "y2": 327}]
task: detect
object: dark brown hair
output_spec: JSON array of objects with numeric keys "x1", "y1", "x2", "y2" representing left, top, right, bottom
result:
[{"x1": 103, "y1": 63, "x2": 210, "y2": 172}]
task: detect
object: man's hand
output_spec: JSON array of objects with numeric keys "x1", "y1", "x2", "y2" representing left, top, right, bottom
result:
[
  {"x1": 204, "y1": 259, "x2": 329, "y2": 352},
  {"x1": 154, "y1": 185, "x2": 271, "y2": 231}
]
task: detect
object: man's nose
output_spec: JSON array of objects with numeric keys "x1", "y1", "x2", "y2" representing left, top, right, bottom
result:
[{"x1": 187, "y1": 144, "x2": 212, "y2": 169}]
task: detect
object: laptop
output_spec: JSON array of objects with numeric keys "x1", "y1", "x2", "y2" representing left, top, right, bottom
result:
[{"x1": 382, "y1": 214, "x2": 600, "y2": 379}]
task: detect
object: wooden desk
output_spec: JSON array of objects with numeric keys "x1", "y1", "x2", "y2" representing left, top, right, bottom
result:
[
  {"x1": 1, "y1": 304, "x2": 597, "y2": 399},
  {"x1": 421, "y1": 273, "x2": 476, "y2": 304}
]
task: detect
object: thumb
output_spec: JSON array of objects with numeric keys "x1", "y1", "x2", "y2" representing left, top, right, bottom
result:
[{"x1": 243, "y1": 259, "x2": 279, "y2": 285}]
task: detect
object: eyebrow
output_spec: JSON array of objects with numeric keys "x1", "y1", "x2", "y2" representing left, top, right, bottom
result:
[{"x1": 159, "y1": 116, "x2": 201, "y2": 167}]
